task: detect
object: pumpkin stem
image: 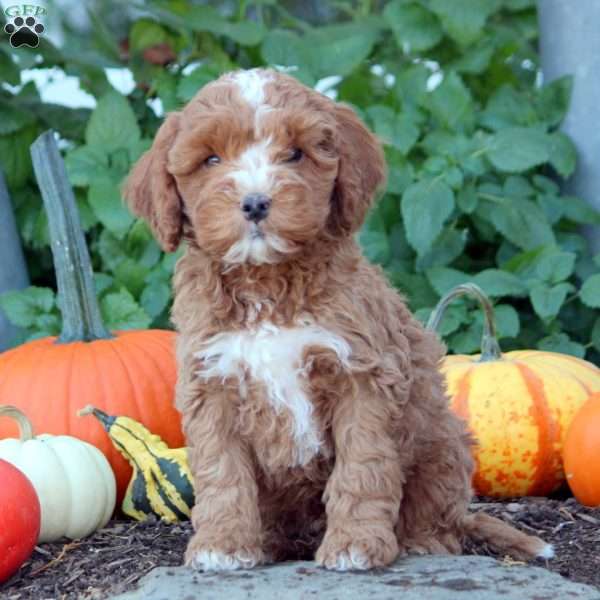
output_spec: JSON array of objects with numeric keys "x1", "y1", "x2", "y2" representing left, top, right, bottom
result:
[
  {"x1": 426, "y1": 283, "x2": 503, "y2": 362},
  {"x1": 0, "y1": 405, "x2": 34, "y2": 441},
  {"x1": 30, "y1": 132, "x2": 113, "y2": 343}
]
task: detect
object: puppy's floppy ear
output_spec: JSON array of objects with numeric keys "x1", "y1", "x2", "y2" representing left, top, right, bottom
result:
[
  {"x1": 123, "y1": 113, "x2": 182, "y2": 252},
  {"x1": 328, "y1": 104, "x2": 386, "y2": 235}
]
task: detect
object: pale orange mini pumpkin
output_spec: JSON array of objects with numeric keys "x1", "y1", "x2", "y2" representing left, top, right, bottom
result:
[
  {"x1": 0, "y1": 133, "x2": 182, "y2": 502},
  {"x1": 428, "y1": 284, "x2": 600, "y2": 498},
  {"x1": 563, "y1": 393, "x2": 600, "y2": 507}
]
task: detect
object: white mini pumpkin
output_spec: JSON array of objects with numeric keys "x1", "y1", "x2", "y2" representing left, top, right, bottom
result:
[{"x1": 0, "y1": 405, "x2": 116, "y2": 542}]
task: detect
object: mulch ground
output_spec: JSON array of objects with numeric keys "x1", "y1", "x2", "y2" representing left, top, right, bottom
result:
[{"x1": 2, "y1": 494, "x2": 599, "y2": 599}]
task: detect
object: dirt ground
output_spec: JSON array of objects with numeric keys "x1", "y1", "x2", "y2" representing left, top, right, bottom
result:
[{"x1": 2, "y1": 495, "x2": 599, "y2": 599}]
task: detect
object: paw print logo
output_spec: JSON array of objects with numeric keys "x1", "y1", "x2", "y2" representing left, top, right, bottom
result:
[{"x1": 4, "y1": 16, "x2": 45, "y2": 48}]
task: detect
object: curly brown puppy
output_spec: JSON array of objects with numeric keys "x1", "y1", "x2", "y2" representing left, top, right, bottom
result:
[{"x1": 124, "y1": 68, "x2": 552, "y2": 571}]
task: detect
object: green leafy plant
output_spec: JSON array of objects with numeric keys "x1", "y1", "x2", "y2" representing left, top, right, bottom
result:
[{"x1": 0, "y1": 0, "x2": 599, "y2": 362}]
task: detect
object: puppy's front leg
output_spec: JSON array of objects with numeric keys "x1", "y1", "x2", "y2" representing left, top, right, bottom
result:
[
  {"x1": 316, "y1": 378, "x2": 403, "y2": 571},
  {"x1": 183, "y1": 387, "x2": 264, "y2": 571}
]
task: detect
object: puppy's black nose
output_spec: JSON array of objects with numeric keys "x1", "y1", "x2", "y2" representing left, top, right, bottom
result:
[{"x1": 242, "y1": 193, "x2": 271, "y2": 223}]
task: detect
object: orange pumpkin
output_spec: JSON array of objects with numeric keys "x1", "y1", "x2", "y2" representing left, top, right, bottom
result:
[
  {"x1": 563, "y1": 393, "x2": 600, "y2": 507},
  {"x1": 0, "y1": 331, "x2": 180, "y2": 501},
  {"x1": 428, "y1": 284, "x2": 600, "y2": 498},
  {"x1": 0, "y1": 132, "x2": 182, "y2": 502}
]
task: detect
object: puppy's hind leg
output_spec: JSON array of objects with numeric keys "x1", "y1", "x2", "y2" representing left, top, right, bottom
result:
[{"x1": 395, "y1": 404, "x2": 474, "y2": 557}]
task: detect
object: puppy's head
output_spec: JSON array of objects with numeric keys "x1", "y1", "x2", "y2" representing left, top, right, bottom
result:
[{"x1": 124, "y1": 68, "x2": 385, "y2": 265}]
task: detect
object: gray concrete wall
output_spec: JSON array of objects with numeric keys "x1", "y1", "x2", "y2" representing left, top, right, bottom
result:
[
  {"x1": 538, "y1": 0, "x2": 600, "y2": 252},
  {"x1": 0, "y1": 171, "x2": 29, "y2": 350}
]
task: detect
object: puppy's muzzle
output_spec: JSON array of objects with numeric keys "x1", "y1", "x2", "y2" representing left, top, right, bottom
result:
[{"x1": 242, "y1": 193, "x2": 271, "y2": 223}]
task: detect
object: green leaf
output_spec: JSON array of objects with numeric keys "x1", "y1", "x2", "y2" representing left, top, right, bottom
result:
[
  {"x1": 94, "y1": 273, "x2": 114, "y2": 296},
  {"x1": 416, "y1": 228, "x2": 466, "y2": 271},
  {"x1": 155, "y1": 71, "x2": 179, "y2": 113},
  {"x1": 88, "y1": 181, "x2": 134, "y2": 239},
  {"x1": 367, "y1": 105, "x2": 419, "y2": 154},
  {"x1": 306, "y1": 24, "x2": 380, "y2": 79},
  {"x1": 185, "y1": 6, "x2": 266, "y2": 45},
  {"x1": 65, "y1": 145, "x2": 110, "y2": 187},
  {"x1": 387, "y1": 161, "x2": 414, "y2": 195},
  {"x1": 141, "y1": 280, "x2": 171, "y2": 320},
  {"x1": 504, "y1": 0, "x2": 535, "y2": 9},
  {"x1": 85, "y1": 91, "x2": 141, "y2": 152},
  {"x1": 428, "y1": 72, "x2": 474, "y2": 132},
  {"x1": 591, "y1": 317, "x2": 600, "y2": 353},
  {"x1": 100, "y1": 289, "x2": 151, "y2": 331},
  {"x1": 423, "y1": 303, "x2": 468, "y2": 336},
  {"x1": 533, "y1": 174, "x2": 559, "y2": 195},
  {"x1": 535, "y1": 76, "x2": 573, "y2": 128},
  {"x1": 429, "y1": 0, "x2": 501, "y2": 45},
  {"x1": 456, "y1": 183, "x2": 478, "y2": 213},
  {"x1": 480, "y1": 85, "x2": 536, "y2": 130},
  {"x1": 114, "y1": 259, "x2": 150, "y2": 298},
  {"x1": 580, "y1": 274, "x2": 600, "y2": 308},
  {"x1": 477, "y1": 196, "x2": 555, "y2": 250},
  {"x1": 487, "y1": 127, "x2": 550, "y2": 172},
  {"x1": 401, "y1": 179, "x2": 455, "y2": 256},
  {"x1": 129, "y1": 19, "x2": 168, "y2": 52},
  {"x1": 386, "y1": 269, "x2": 438, "y2": 310},
  {"x1": 548, "y1": 132, "x2": 576, "y2": 178},
  {"x1": 0, "y1": 101, "x2": 36, "y2": 135},
  {"x1": 261, "y1": 29, "x2": 307, "y2": 70},
  {"x1": 0, "y1": 48, "x2": 20, "y2": 86},
  {"x1": 0, "y1": 287, "x2": 55, "y2": 328},
  {"x1": 503, "y1": 245, "x2": 556, "y2": 277},
  {"x1": 535, "y1": 251, "x2": 576, "y2": 283},
  {"x1": 451, "y1": 37, "x2": 495, "y2": 74},
  {"x1": 494, "y1": 304, "x2": 520, "y2": 338},
  {"x1": 537, "y1": 194, "x2": 564, "y2": 225},
  {"x1": 359, "y1": 229, "x2": 390, "y2": 265},
  {"x1": 177, "y1": 65, "x2": 221, "y2": 102},
  {"x1": 537, "y1": 333, "x2": 585, "y2": 358},
  {"x1": 395, "y1": 64, "x2": 430, "y2": 107},
  {"x1": 0, "y1": 125, "x2": 38, "y2": 188},
  {"x1": 529, "y1": 282, "x2": 572, "y2": 319},
  {"x1": 561, "y1": 196, "x2": 600, "y2": 225},
  {"x1": 472, "y1": 269, "x2": 528, "y2": 297},
  {"x1": 426, "y1": 267, "x2": 470, "y2": 296},
  {"x1": 504, "y1": 176, "x2": 534, "y2": 198},
  {"x1": 449, "y1": 322, "x2": 481, "y2": 354},
  {"x1": 383, "y1": 1, "x2": 443, "y2": 52}
]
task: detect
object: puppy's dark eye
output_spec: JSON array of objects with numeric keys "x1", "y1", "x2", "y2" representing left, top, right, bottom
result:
[
  {"x1": 204, "y1": 155, "x2": 220, "y2": 166},
  {"x1": 285, "y1": 148, "x2": 303, "y2": 163}
]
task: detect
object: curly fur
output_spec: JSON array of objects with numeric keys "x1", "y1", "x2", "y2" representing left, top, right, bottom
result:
[{"x1": 124, "y1": 68, "x2": 552, "y2": 571}]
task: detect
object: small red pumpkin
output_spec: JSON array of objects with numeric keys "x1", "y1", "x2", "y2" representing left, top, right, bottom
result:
[
  {"x1": 563, "y1": 393, "x2": 600, "y2": 507},
  {"x1": 0, "y1": 459, "x2": 41, "y2": 583},
  {"x1": 0, "y1": 132, "x2": 182, "y2": 502}
]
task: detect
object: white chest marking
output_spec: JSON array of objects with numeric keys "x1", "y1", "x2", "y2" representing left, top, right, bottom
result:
[{"x1": 195, "y1": 322, "x2": 351, "y2": 466}]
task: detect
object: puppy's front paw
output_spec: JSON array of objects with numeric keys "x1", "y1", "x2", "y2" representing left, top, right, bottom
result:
[
  {"x1": 316, "y1": 528, "x2": 398, "y2": 571},
  {"x1": 186, "y1": 548, "x2": 264, "y2": 571}
]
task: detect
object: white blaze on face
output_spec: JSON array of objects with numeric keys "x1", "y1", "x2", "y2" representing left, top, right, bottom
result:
[
  {"x1": 224, "y1": 69, "x2": 287, "y2": 265},
  {"x1": 230, "y1": 68, "x2": 272, "y2": 108},
  {"x1": 225, "y1": 139, "x2": 292, "y2": 266},
  {"x1": 230, "y1": 138, "x2": 274, "y2": 195},
  {"x1": 230, "y1": 69, "x2": 275, "y2": 134}
]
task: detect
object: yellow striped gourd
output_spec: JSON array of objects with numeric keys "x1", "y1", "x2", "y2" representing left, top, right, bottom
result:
[{"x1": 79, "y1": 406, "x2": 194, "y2": 522}]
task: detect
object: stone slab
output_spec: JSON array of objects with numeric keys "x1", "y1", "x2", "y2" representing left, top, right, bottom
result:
[{"x1": 112, "y1": 555, "x2": 600, "y2": 600}]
